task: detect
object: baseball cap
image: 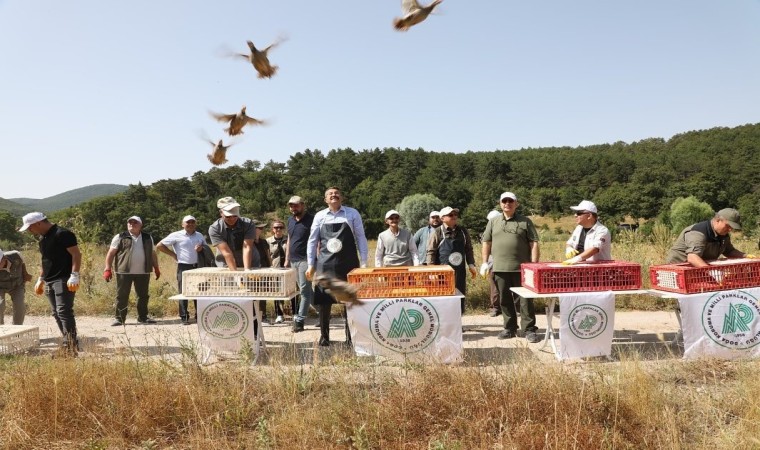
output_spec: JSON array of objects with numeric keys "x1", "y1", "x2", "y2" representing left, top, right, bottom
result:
[
  {"x1": 439, "y1": 206, "x2": 459, "y2": 217},
  {"x1": 217, "y1": 196, "x2": 241, "y2": 217},
  {"x1": 19, "y1": 212, "x2": 46, "y2": 232},
  {"x1": 127, "y1": 216, "x2": 142, "y2": 224},
  {"x1": 500, "y1": 192, "x2": 517, "y2": 202},
  {"x1": 569, "y1": 200, "x2": 598, "y2": 214},
  {"x1": 487, "y1": 210, "x2": 501, "y2": 220},
  {"x1": 429, "y1": 211, "x2": 440, "y2": 218},
  {"x1": 288, "y1": 195, "x2": 303, "y2": 205},
  {"x1": 255, "y1": 221, "x2": 267, "y2": 228},
  {"x1": 182, "y1": 215, "x2": 196, "y2": 223},
  {"x1": 385, "y1": 209, "x2": 400, "y2": 220},
  {"x1": 717, "y1": 208, "x2": 742, "y2": 230}
]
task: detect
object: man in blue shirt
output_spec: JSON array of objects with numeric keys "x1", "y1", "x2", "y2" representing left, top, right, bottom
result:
[
  {"x1": 284, "y1": 196, "x2": 315, "y2": 332},
  {"x1": 305, "y1": 187, "x2": 368, "y2": 346},
  {"x1": 414, "y1": 211, "x2": 441, "y2": 264}
]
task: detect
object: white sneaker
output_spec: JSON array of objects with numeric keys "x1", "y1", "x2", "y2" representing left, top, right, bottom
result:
[{"x1": 275, "y1": 315, "x2": 284, "y2": 324}]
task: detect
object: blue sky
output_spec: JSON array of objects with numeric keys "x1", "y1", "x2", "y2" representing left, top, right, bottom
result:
[{"x1": 1, "y1": 1, "x2": 759, "y2": 199}]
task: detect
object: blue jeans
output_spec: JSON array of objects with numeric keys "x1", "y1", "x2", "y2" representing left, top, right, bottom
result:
[
  {"x1": 45, "y1": 278, "x2": 77, "y2": 348},
  {"x1": 291, "y1": 260, "x2": 313, "y2": 323}
]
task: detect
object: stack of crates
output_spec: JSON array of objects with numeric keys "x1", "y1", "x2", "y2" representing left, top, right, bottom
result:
[
  {"x1": 0, "y1": 325, "x2": 39, "y2": 355},
  {"x1": 649, "y1": 258, "x2": 760, "y2": 294},
  {"x1": 181, "y1": 267, "x2": 298, "y2": 298},
  {"x1": 521, "y1": 261, "x2": 642, "y2": 294},
  {"x1": 347, "y1": 265, "x2": 456, "y2": 299}
]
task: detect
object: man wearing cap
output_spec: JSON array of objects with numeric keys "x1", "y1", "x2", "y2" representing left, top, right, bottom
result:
[
  {"x1": 19, "y1": 212, "x2": 82, "y2": 355},
  {"x1": 375, "y1": 210, "x2": 420, "y2": 267},
  {"x1": 481, "y1": 192, "x2": 541, "y2": 343},
  {"x1": 414, "y1": 210, "x2": 441, "y2": 264},
  {"x1": 427, "y1": 206, "x2": 477, "y2": 315},
  {"x1": 563, "y1": 200, "x2": 612, "y2": 265},
  {"x1": 666, "y1": 208, "x2": 752, "y2": 265},
  {"x1": 208, "y1": 196, "x2": 256, "y2": 270},
  {"x1": 0, "y1": 248, "x2": 33, "y2": 325},
  {"x1": 306, "y1": 186, "x2": 369, "y2": 346},
  {"x1": 104, "y1": 216, "x2": 161, "y2": 326},
  {"x1": 156, "y1": 215, "x2": 206, "y2": 325},
  {"x1": 284, "y1": 195, "x2": 315, "y2": 332},
  {"x1": 267, "y1": 220, "x2": 291, "y2": 323}
]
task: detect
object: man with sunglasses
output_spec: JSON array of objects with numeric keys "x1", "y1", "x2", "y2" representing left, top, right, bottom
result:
[
  {"x1": 481, "y1": 192, "x2": 541, "y2": 343},
  {"x1": 285, "y1": 196, "x2": 315, "y2": 333},
  {"x1": 375, "y1": 210, "x2": 419, "y2": 267},
  {"x1": 563, "y1": 200, "x2": 611, "y2": 265},
  {"x1": 427, "y1": 206, "x2": 477, "y2": 315},
  {"x1": 104, "y1": 216, "x2": 161, "y2": 326},
  {"x1": 156, "y1": 215, "x2": 206, "y2": 325},
  {"x1": 267, "y1": 220, "x2": 292, "y2": 323}
]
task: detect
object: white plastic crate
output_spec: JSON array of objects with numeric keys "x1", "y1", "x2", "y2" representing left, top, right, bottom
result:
[
  {"x1": 181, "y1": 267, "x2": 298, "y2": 298},
  {"x1": 0, "y1": 325, "x2": 39, "y2": 355}
]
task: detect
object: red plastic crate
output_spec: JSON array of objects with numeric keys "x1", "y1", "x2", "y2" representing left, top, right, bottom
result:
[
  {"x1": 521, "y1": 261, "x2": 642, "y2": 294},
  {"x1": 649, "y1": 258, "x2": 760, "y2": 294}
]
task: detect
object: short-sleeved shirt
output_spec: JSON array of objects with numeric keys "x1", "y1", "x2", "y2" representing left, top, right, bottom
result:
[
  {"x1": 287, "y1": 212, "x2": 313, "y2": 262},
  {"x1": 160, "y1": 230, "x2": 206, "y2": 265},
  {"x1": 208, "y1": 217, "x2": 256, "y2": 267},
  {"x1": 482, "y1": 213, "x2": 539, "y2": 272},
  {"x1": 566, "y1": 222, "x2": 612, "y2": 261},
  {"x1": 40, "y1": 224, "x2": 78, "y2": 282},
  {"x1": 666, "y1": 220, "x2": 736, "y2": 264}
]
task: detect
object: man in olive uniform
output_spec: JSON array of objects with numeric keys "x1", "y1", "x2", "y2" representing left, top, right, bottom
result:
[{"x1": 667, "y1": 208, "x2": 751, "y2": 265}]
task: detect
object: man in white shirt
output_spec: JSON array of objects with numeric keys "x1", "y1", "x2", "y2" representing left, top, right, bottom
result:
[
  {"x1": 156, "y1": 215, "x2": 206, "y2": 325},
  {"x1": 563, "y1": 200, "x2": 612, "y2": 264}
]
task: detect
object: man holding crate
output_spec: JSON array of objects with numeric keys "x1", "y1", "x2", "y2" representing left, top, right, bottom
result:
[{"x1": 666, "y1": 208, "x2": 752, "y2": 269}]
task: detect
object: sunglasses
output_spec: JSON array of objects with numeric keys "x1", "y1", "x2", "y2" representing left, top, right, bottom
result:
[
  {"x1": 273, "y1": 226, "x2": 284, "y2": 229},
  {"x1": 501, "y1": 198, "x2": 515, "y2": 204},
  {"x1": 388, "y1": 216, "x2": 400, "y2": 220},
  {"x1": 128, "y1": 220, "x2": 140, "y2": 224},
  {"x1": 574, "y1": 211, "x2": 590, "y2": 216}
]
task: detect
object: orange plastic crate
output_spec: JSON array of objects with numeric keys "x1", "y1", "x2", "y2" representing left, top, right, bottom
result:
[
  {"x1": 649, "y1": 258, "x2": 760, "y2": 294},
  {"x1": 521, "y1": 261, "x2": 642, "y2": 294},
  {"x1": 347, "y1": 265, "x2": 456, "y2": 298}
]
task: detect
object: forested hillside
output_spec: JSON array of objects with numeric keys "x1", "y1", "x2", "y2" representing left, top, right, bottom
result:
[{"x1": 40, "y1": 123, "x2": 760, "y2": 244}]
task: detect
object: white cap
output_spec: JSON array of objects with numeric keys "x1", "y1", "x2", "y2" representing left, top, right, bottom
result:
[
  {"x1": 288, "y1": 195, "x2": 303, "y2": 205},
  {"x1": 500, "y1": 192, "x2": 517, "y2": 202},
  {"x1": 19, "y1": 212, "x2": 46, "y2": 232},
  {"x1": 385, "y1": 209, "x2": 400, "y2": 220},
  {"x1": 439, "y1": 206, "x2": 459, "y2": 217},
  {"x1": 570, "y1": 200, "x2": 598, "y2": 214},
  {"x1": 128, "y1": 216, "x2": 142, "y2": 224},
  {"x1": 487, "y1": 210, "x2": 501, "y2": 220},
  {"x1": 429, "y1": 211, "x2": 440, "y2": 218},
  {"x1": 217, "y1": 196, "x2": 241, "y2": 217},
  {"x1": 182, "y1": 215, "x2": 196, "y2": 223}
]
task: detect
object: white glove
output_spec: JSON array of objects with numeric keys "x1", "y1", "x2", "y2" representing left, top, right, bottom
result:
[
  {"x1": 34, "y1": 277, "x2": 45, "y2": 295},
  {"x1": 479, "y1": 263, "x2": 490, "y2": 277},
  {"x1": 67, "y1": 272, "x2": 80, "y2": 292},
  {"x1": 565, "y1": 248, "x2": 579, "y2": 259},
  {"x1": 708, "y1": 269, "x2": 723, "y2": 285},
  {"x1": 360, "y1": 263, "x2": 367, "y2": 269},
  {"x1": 562, "y1": 255, "x2": 583, "y2": 265}
]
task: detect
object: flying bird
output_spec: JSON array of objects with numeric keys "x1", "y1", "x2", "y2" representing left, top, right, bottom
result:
[
  {"x1": 205, "y1": 138, "x2": 234, "y2": 166},
  {"x1": 210, "y1": 106, "x2": 266, "y2": 137},
  {"x1": 393, "y1": 0, "x2": 443, "y2": 31},
  {"x1": 235, "y1": 37, "x2": 286, "y2": 79},
  {"x1": 314, "y1": 274, "x2": 360, "y2": 305}
]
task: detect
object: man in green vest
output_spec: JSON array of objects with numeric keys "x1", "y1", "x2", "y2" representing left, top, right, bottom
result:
[{"x1": 104, "y1": 216, "x2": 161, "y2": 326}]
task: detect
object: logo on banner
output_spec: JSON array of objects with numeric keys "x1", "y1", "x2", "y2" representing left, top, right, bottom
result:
[
  {"x1": 568, "y1": 304, "x2": 608, "y2": 339},
  {"x1": 201, "y1": 301, "x2": 250, "y2": 339},
  {"x1": 370, "y1": 298, "x2": 439, "y2": 353},
  {"x1": 702, "y1": 291, "x2": 760, "y2": 349}
]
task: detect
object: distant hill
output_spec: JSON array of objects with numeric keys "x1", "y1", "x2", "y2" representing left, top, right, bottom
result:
[{"x1": 5, "y1": 184, "x2": 128, "y2": 215}]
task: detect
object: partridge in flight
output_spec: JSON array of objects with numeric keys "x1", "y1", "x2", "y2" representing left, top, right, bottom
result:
[
  {"x1": 393, "y1": 0, "x2": 443, "y2": 31},
  {"x1": 210, "y1": 106, "x2": 265, "y2": 137},
  {"x1": 206, "y1": 139, "x2": 234, "y2": 166},
  {"x1": 314, "y1": 274, "x2": 360, "y2": 305},
  {"x1": 236, "y1": 37, "x2": 286, "y2": 79}
]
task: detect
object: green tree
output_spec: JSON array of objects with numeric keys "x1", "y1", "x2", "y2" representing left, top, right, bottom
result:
[
  {"x1": 669, "y1": 196, "x2": 713, "y2": 233},
  {"x1": 395, "y1": 193, "x2": 444, "y2": 230}
]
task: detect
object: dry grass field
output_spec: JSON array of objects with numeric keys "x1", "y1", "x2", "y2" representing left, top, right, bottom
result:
[{"x1": 2, "y1": 221, "x2": 760, "y2": 448}]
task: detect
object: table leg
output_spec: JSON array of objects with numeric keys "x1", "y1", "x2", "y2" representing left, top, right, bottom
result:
[
  {"x1": 254, "y1": 300, "x2": 266, "y2": 363},
  {"x1": 540, "y1": 298, "x2": 560, "y2": 359}
]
